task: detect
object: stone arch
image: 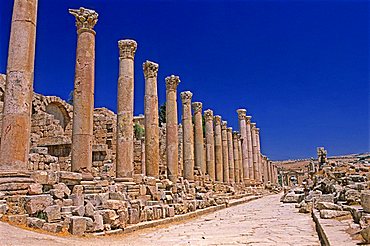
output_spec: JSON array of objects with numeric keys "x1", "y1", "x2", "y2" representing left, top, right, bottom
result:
[{"x1": 45, "y1": 102, "x2": 70, "y2": 130}]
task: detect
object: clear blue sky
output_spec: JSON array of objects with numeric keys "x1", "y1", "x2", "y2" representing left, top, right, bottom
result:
[{"x1": 0, "y1": 0, "x2": 368, "y2": 160}]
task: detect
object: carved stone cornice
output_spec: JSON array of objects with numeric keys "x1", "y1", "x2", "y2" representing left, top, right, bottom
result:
[
  {"x1": 180, "y1": 91, "x2": 193, "y2": 105},
  {"x1": 204, "y1": 109, "x2": 213, "y2": 121},
  {"x1": 192, "y1": 102, "x2": 202, "y2": 114},
  {"x1": 213, "y1": 115, "x2": 221, "y2": 125},
  {"x1": 143, "y1": 60, "x2": 159, "y2": 79},
  {"x1": 69, "y1": 7, "x2": 98, "y2": 34},
  {"x1": 165, "y1": 75, "x2": 180, "y2": 92},
  {"x1": 246, "y1": 115, "x2": 252, "y2": 124},
  {"x1": 236, "y1": 109, "x2": 247, "y2": 120},
  {"x1": 221, "y1": 121, "x2": 227, "y2": 129},
  {"x1": 118, "y1": 39, "x2": 137, "y2": 59}
]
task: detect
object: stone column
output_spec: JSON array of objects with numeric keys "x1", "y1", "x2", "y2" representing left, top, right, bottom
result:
[
  {"x1": 251, "y1": 123, "x2": 260, "y2": 184},
  {"x1": 256, "y1": 128, "x2": 263, "y2": 183},
  {"x1": 143, "y1": 60, "x2": 159, "y2": 178},
  {"x1": 268, "y1": 159, "x2": 272, "y2": 182},
  {"x1": 214, "y1": 115, "x2": 223, "y2": 182},
  {"x1": 221, "y1": 121, "x2": 229, "y2": 183},
  {"x1": 69, "y1": 8, "x2": 98, "y2": 177},
  {"x1": 262, "y1": 155, "x2": 268, "y2": 185},
  {"x1": 237, "y1": 109, "x2": 249, "y2": 183},
  {"x1": 232, "y1": 132, "x2": 240, "y2": 183},
  {"x1": 246, "y1": 116, "x2": 254, "y2": 182},
  {"x1": 181, "y1": 91, "x2": 194, "y2": 181},
  {"x1": 116, "y1": 39, "x2": 137, "y2": 179},
  {"x1": 204, "y1": 109, "x2": 215, "y2": 180},
  {"x1": 227, "y1": 127, "x2": 235, "y2": 183},
  {"x1": 238, "y1": 133, "x2": 244, "y2": 183},
  {"x1": 165, "y1": 75, "x2": 180, "y2": 182},
  {"x1": 192, "y1": 102, "x2": 205, "y2": 175},
  {"x1": 0, "y1": 0, "x2": 38, "y2": 171}
]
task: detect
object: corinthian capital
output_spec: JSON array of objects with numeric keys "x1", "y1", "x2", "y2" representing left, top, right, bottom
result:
[
  {"x1": 192, "y1": 102, "x2": 202, "y2": 114},
  {"x1": 143, "y1": 60, "x2": 159, "y2": 79},
  {"x1": 180, "y1": 91, "x2": 193, "y2": 104},
  {"x1": 214, "y1": 115, "x2": 221, "y2": 125},
  {"x1": 204, "y1": 109, "x2": 213, "y2": 121},
  {"x1": 165, "y1": 75, "x2": 180, "y2": 91},
  {"x1": 232, "y1": 131, "x2": 240, "y2": 139},
  {"x1": 221, "y1": 121, "x2": 227, "y2": 129},
  {"x1": 251, "y1": 122, "x2": 256, "y2": 129},
  {"x1": 69, "y1": 7, "x2": 98, "y2": 33},
  {"x1": 118, "y1": 39, "x2": 137, "y2": 59},
  {"x1": 227, "y1": 127, "x2": 233, "y2": 133},
  {"x1": 246, "y1": 115, "x2": 252, "y2": 124},
  {"x1": 236, "y1": 109, "x2": 247, "y2": 120}
]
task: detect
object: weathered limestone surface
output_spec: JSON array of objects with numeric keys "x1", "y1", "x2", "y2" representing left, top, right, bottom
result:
[
  {"x1": 204, "y1": 110, "x2": 215, "y2": 180},
  {"x1": 232, "y1": 132, "x2": 240, "y2": 183},
  {"x1": 256, "y1": 128, "x2": 263, "y2": 183},
  {"x1": 237, "y1": 109, "x2": 249, "y2": 183},
  {"x1": 180, "y1": 91, "x2": 194, "y2": 181},
  {"x1": 237, "y1": 133, "x2": 244, "y2": 182},
  {"x1": 116, "y1": 39, "x2": 137, "y2": 178},
  {"x1": 227, "y1": 127, "x2": 235, "y2": 183},
  {"x1": 251, "y1": 123, "x2": 260, "y2": 183},
  {"x1": 221, "y1": 121, "x2": 229, "y2": 183},
  {"x1": 165, "y1": 75, "x2": 180, "y2": 182},
  {"x1": 192, "y1": 102, "x2": 205, "y2": 175},
  {"x1": 214, "y1": 115, "x2": 223, "y2": 182},
  {"x1": 69, "y1": 7, "x2": 98, "y2": 176},
  {"x1": 246, "y1": 116, "x2": 254, "y2": 182},
  {"x1": 143, "y1": 61, "x2": 159, "y2": 178},
  {"x1": 0, "y1": 0, "x2": 38, "y2": 171}
]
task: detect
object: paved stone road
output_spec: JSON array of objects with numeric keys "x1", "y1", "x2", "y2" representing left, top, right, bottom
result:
[{"x1": 0, "y1": 193, "x2": 320, "y2": 246}]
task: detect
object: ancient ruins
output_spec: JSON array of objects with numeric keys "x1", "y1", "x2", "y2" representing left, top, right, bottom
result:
[{"x1": 0, "y1": 3, "x2": 279, "y2": 237}]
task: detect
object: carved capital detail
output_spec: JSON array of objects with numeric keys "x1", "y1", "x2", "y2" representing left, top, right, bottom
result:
[
  {"x1": 214, "y1": 115, "x2": 222, "y2": 125},
  {"x1": 118, "y1": 39, "x2": 137, "y2": 59},
  {"x1": 69, "y1": 7, "x2": 98, "y2": 33},
  {"x1": 246, "y1": 115, "x2": 252, "y2": 124},
  {"x1": 236, "y1": 109, "x2": 247, "y2": 120},
  {"x1": 221, "y1": 120, "x2": 227, "y2": 129},
  {"x1": 250, "y1": 122, "x2": 256, "y2": 129},
  {"x1": 165, "y1": 75, "x2": 180, "y2": 91},
  {"x1": 204, "y1": 109, "x2": 213, "y2": 121},
  {"x1": 143, "y1": 60, "x2": 159, "y2": 79},
  {"x1": 180, "y1": 91, "x2": 193, "y2": 104},
  {"x1": 232, "y1": 131, "x2": 240, "y2": 139},
  {"x1": 227, "y1": 127, "x2": 233, "y2": 133},
  {"x1": 192, "y1": 102, "x2": 202, "y2": 114}
]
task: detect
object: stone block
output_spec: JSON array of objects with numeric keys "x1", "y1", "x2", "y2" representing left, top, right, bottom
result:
[
  {"x1": 361, "y1": 191, "x2": 370, "y2": 213},
  {"x1": 316, "y1": 202, "x2": 342, "y2": 211},
  {"x1": 26, "y1": 217, "x2": 45, "y2": 229},
  {"x1": 59, "y1": 171, "x2": 82, "y2": 185},
  {"x1": 93, "y1": 213, "x2": 104, "y2": 232},
  {"x1": 8, "y1": 214, "x2": 28, "y2": 225},
  {"x1": 72, "y1": 205, "x2": 85, "y2": 217},
  {"x1": 128, "y1": 208, "x2": 140, "y2": 224},
  {"x1": 102, "y1": 200, "x2": 127, "y2": 210},
  {"x1": 25, "y1": 195, "x2": 54, "y2": 214},
  {"x1": 166, "y1": 206, "x2": 175, "y2": 217},
  {"x1": 85, "y1": 217, "x2": 94, "y2": 232},
  {"x1": 319, "y1": 209, "x2": 350, "y2": 219},
  {"x1": 84, "y1": 201, "x2": 95, "y2": 217},
  {"x1": 42, "y1": 222, "x2": 63, "y2": 233},
  {"x1": 44, "y1": 205, "x2": 61, "y2": 222},
  {"x1": 0, "y1": 204, "x2": 8, "y2": 214},
  {"x1": 28, "y1": 183, "x2": 43, "y2": 195},
  {"x1": 53, "y1": 183, "x2": 71, "y2": 196},
  {"x1": 70, "y1": 194, "x2": 84, "y2": 206},
  {"x1": 69, "y1": 216, "x2": 86, "y2": 236},
  {"x1": 100, "y1": 209, "x2": 118, "y2": 224},
  {"x1": 50, "y1": 189, "x2": 64, "y2": 199}
]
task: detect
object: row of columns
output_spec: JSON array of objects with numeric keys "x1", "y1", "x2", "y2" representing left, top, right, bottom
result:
[{"x1": 0, "y1": 3, "x2": 276, "y2": 186}]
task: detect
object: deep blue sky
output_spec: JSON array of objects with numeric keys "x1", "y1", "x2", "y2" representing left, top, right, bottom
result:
[{"x1": 0, "y1": 0, "x2": 368, "y2": 160}]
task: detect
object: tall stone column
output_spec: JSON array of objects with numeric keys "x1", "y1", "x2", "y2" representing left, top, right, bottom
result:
[
  {"x1": 192, "y1": 102, "x2": 205, "y2": 175},
  {"x1": 251, "y1": 123, "x2": 260, "y2": 183},
  {"x1": 256, "y1": 128, "x2": 263, "y2": 183},
  {"x1": 221, "y1": 121, "x2": 229, "y2": 183},
  {"x1": 165, "y1": 75, "x2": 180, "y2": 182},
  {"x1": 143, "y1": 60, "x2": 159, "y2": 178},
  {"x1": 227, "y1": 127, "x2": 235, "y2": 183},
  {"x1": 268, "y1": 159, "x2": 272, "y2": 182},
  {"x1": 214, "y1": 115, "x2": 223, "y2": 182},
  {"x1": 238, "y1": 133, "x2": 244, "y2": 183},
  {"x1": 237, "y1": 109, "x2": 249, "y2": 183},
  {"x1": 181, "y1": 91, "x2": 194, "y2": 181},
  {"x1": 0, "y1": 0, "x2": 38, "y2": 171},
  {"x1": 232, "y1": 132, "x2": 240, "y2": 183},
  {"x1": 204, "y1": 109, "x2": 215, "y2": 180},
  {"x1": 116, "y1": 39, "x2": 137, "y2": 179},
  {"x1": 246, "y1": 116, "x2": 254, "y2": 182},
  {"x1": 69, "y1": 8, "x2": 98, "y2": 177},
  {"x1": 262, "y1": 155, "x2": 268, "y2": 185}
]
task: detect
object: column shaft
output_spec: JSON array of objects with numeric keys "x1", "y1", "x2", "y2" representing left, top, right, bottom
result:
[
  {"x1": 143, "y1": 61, "x2": 159, "y2": 178},
  {"x1": 237, "y1": 133, "x2": 243, "y2": 183},
  {"x1": 232, "y1": 132, "x2": 240, "y2": 183},
  {"x1": 0, "y1": 0, "x2": 38, "y2": 171},
  {"x1": 251, "y1": 124, "x2": 259, "y2": 183},
  {"x1": 246, "y1": 116, "x2": 254, "y2": 181},
  {"x1": 192, "y1": 102, "x2": 205, "y2": 175},
  {"x1": 256, "y1": 128, "x2": 263, "y2": 183},
  {"x1": 221, "y1": 121, "x2": 229, "y2": 183},
  {"x1": 214, "y1": 115, "x2": 223, "y2": 182},
  {"x1": 237, "y1": 109, "x2": 249, "y2": 183},
  {"x1": 181, "y1": 91, "x2": 194, "y2": 181},
  {"x1": 69, "y1": 8, "x2": 98, "y2": 176},
  {"x1": 116, "y1": 40, "x2": 137, "y2": 178},
  {"x1": 227, "y1": 128, "x2": 235, "y2": 183},
  {"x1": 204, "y1": 110, "x2": 215, "y2": 180},
  {"x1": 166, "y1": 75, "x2": 180, "y2": 182}
]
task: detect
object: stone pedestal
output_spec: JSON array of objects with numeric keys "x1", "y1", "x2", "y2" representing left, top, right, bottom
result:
[
  {"x1": 69, "y1": 8, "x2": 98, "y2": 177},
  {"x1": 143, "y1": 61, "x2": 159, "y2": 178},
  {"x1": 237, "y1": 109, "x2": 249, "y2": 184},
  {"x1": 192, "y1": 102, "x2": 205, "y2": 175},
  {"x1": 116, "y1": 39, "x2": 137, "y2": 178},
  {"x1": 232, "y1": 132, "x2": 240, "y2": 183},
  {"x1": 181, "y1": 91, "x2": 194, "y2": 181},
  {"x1": 0, "y1": 0, "x2": 38, "y2": 171},
  {"x1": 204, "y1": 110, "x2": 215, "y2": 181},
  {"x1": 227, "y1": 127, "x2": 235, "y2": 183},
  {"x1": 214, "y1": 115, "x2": 223, "y2": 182},
  {"x1": 221, "y1": 121, "x2": 229, "y2": 183},
  {"x1": 166, "y1": 75, "x2": 180, "y2": 182}
]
